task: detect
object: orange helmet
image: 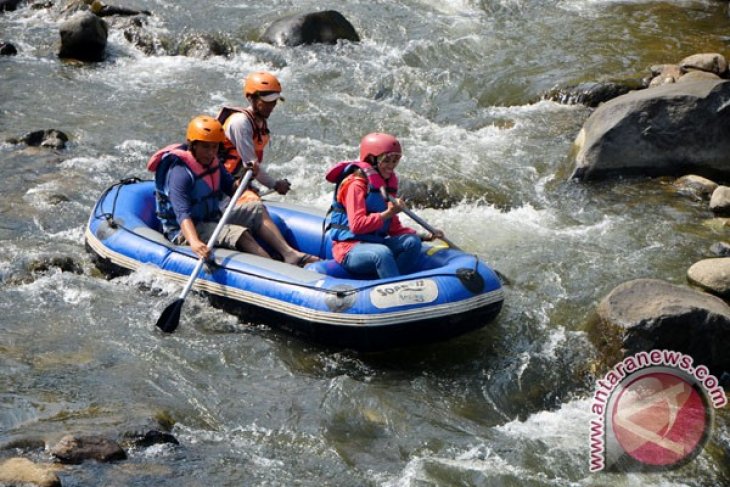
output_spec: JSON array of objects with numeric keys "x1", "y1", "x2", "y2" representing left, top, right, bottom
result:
[
  {"x1": 244, "y1": 71, "x2": 284, "y2": 101},
  {"x1": 186, "y1": 115, "x2": 226, "y2": 143},
  {"x1": 359, "y1": 133, "x2": 402, "y2": 162}
]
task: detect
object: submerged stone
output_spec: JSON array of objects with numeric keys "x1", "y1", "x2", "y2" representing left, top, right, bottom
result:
[{"x1": 51, "y1": 434, "x2": 127, "y2": 464}]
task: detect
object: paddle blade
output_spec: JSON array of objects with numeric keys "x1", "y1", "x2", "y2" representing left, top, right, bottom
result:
[{"x1": 155, "y1": 299, "x2": 184, "y2": 333}]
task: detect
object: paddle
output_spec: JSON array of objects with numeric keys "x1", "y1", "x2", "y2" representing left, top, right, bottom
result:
[
  {"x1": 155, "y1": 167, "x2": 256, "y2": 333},
  {"x1": 380, "y1": 188, "x2": 511, "y2": 285}
]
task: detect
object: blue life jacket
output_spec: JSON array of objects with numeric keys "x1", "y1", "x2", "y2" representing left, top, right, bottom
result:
[
  {"x1": 146, "y1": 144, "x2": 223, "y2": 240},
  {"x1": 325, "y1": 161, "x2": 399, "y2": 243}
]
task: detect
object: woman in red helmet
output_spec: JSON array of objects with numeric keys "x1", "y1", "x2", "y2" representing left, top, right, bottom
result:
[
  {"x1": 326, "y1": 133, "x2": 442, "y2": 278},
  {"x1": 216, "y1": 71, "x2": 291, "y2": 203}
]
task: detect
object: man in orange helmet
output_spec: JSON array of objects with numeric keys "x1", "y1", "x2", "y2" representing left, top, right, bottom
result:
[
  {"x1": 216, "y1": 71, "x2": 291, "y2": 202},
  {"x1": 148, "y1": 115, "x2": 318, "y2": 266}
]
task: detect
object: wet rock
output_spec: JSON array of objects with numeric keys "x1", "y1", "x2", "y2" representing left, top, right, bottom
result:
[
  {"x1": 570, "y1": 79, "x2": 730, "y2": 181},
  {"x1": 0, "y1": 436, "x2": 47, "y2": 451},
  {"x1": 261, "y1": 10, "x2": 360, "y2": 47},
  {"x1": 8, "y1": 129, "x2": 69, "y2": 149},
  {"x1": 177, "y1": 32, "x2": 232, "y2": 58},
  {"x1": 679, "y1": 52, "x2": 729, "y2": 78},
  {"x1": 119, "y1": 429, "x2": 179, "y2": 449},
  {"x1": 647, "y1": 64, "x2": 684, "y2": 87},
  {"x1": 677, "y1": 70, "x2": 722, "y2": 83},
  {"x1": 674, "y1": 174, "x2": 718, "y2": 201},
  {"x1": 590, "y1": 278, "x2": 730, "y2": 375},
  {"x1": 90, "y1": 1, "x2": 151, "y2": 17},
  {"x1": 27, "y1": 256, "x2": 84, "y2": 275},
  {"x1": 58, "y1": 10, "x2": 108, "y2": 62},
  {"x1": 710, "y1": 186, "x2": 730, "y2": 215},
  {"x1": 120, "y1": 16, "x2": 171, "y2": 56},
  {"x1": 688, "y1": 258, "x2": 730, "y2": 298},
  {"x1": 0, "y1": 457, "x2": 61, "y2": 487},
  {"x1": 50, "y1": 434, "x2": 126, "y2": 464},
  {"x1": 399, "y1": 179, "x2": 457, "y2": 209},
  {"x1": 0, "y1": 0, "x2": 24, "y2": 12},
  {"x1": 542, "y1": 81, "x2": 637, "y2": 107},
  {"x1": 710, "y1": 242, "x2": 730, "y2": 257},
  {"x1": 0, "y1": 41, "x2": 17, "y2": 55},
  {"x1": 30, "y1": 1, "x2": 52, "y2": 9},
  {"x1": 47, "y1": 193, "x2": 71, "y2": 205}
]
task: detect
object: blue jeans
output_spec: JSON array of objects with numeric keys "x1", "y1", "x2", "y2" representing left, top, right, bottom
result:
[{"x1": 342, "y1": 234, "x2": 422, "y2": 279}]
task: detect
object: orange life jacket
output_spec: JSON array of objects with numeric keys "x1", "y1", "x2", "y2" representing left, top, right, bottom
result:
[{"x1": 216, "y1": 106, "x2": 269, "y2": 177}]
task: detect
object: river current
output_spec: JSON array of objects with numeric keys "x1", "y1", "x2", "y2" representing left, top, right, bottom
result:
[{"x1": 1, "y1": 0, "x2": 729, "y2": 485}]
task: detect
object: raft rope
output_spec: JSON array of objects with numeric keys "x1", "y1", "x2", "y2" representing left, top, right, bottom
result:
[{"x1": 94, "y1": 179, "x2": 483, "y2": 298}]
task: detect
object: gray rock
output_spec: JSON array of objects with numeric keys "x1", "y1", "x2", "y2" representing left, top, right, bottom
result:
[
  {"x1": 571, "y1": 79, "x2": 730, "y2": 181},
  {"x1": 119, "y1": 429, "x2": 179, "y2": 448},
  {"x1": 0, "y1": 41, "x2": 17, "y2": 55},
  {"x1": 399, "y1": 179, "x2": 457, "y2": 209},
  {"x1": 27, "y1": 256, "x2": 83, "y2": 275},
  {"x1": 710, "y1": 241, "x2": 730, "y2": 257},
  {"x1": 51, "y1": 434, "x2": 126, "y2": 464},
  {"x1": 261, "y1": 10, "x2": 360, "y2": 47},
  {"x1": 177, "y1": 32, "x2": 232, "y2": 58},
  {"x1": 710, "y1": 186, "x2": 730, "y2": 215},
  {"x1": 9, "y1": 129, "x2": 69, "y2": 149},
  {"x1": 542, "y1": 81, "x2": 637, "y2": 107},
  {"x1": 677, "y1": 70, "x2": 721, "y2": 83},
  {"x1": 674, "y1": 174, "x2": 718, "y2": 201},
  {"x1": 679, "y1": 52, "x2": 728, "y2": 77},
  {"x1": 120, "y1": 16, "x2": 171, "y2": 56},
  {"x1": 688, "y1": 258, "x2": 730, "y2": 297},
  {"x1": 92, "y1": 2, "x2": 151, "y2": 17},
  {"x1": 58, "y1": 10, "x2": 108, "y2": 62},
  {"x1": 0, "y1": 457, "x2": 60, "y2": 487},
  {"x1": 592, "y1": 279, "x2": 730, "y2": 375},
  {"x1": 648, "y1": 64, "x2": 683, "y2": 87},
  {"x1": 0, "y1": 436, "x2": 47, "y2": 451}
]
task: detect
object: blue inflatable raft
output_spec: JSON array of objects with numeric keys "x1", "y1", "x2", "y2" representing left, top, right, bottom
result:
[{"x1": 85, "y1": 179, "x2": 504, "y2": 351}]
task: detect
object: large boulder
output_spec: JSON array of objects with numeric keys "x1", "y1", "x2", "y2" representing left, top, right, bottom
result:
[
  {"x1": 0, "y1": 0, "x2": 24, "y2": 12},
  {"x1": 1, "y1": 41, "x2": 17, "y2": 55},
  {"x1": 58, "y1": 10, "x2": 108, "y2": 62},
  {"x1": 570, "y1": 79, "x2": 730, "y2": 181},
  {"x1": 261, "y1": 10, "x2": 360, "y2": 46},
  {"x1": 589, "y1": 279, "x2": 730, "y2": 375}
]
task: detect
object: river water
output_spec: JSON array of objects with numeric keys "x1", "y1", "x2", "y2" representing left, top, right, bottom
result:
[{"x1": 1, "y1": 0, "x2": 729, "y2": 485}]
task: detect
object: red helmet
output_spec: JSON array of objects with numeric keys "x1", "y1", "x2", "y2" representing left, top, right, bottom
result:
[{"x1": 359, "y1": 133, "x2": 401, "y2": 162}]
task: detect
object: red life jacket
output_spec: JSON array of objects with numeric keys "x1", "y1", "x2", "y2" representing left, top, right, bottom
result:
[
  {"x1": 325, "y1": 161, "x2": 399, "y2": 243},
  {"x1": 146, "y1": 144, "x2": 223, "y2": 239}
]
